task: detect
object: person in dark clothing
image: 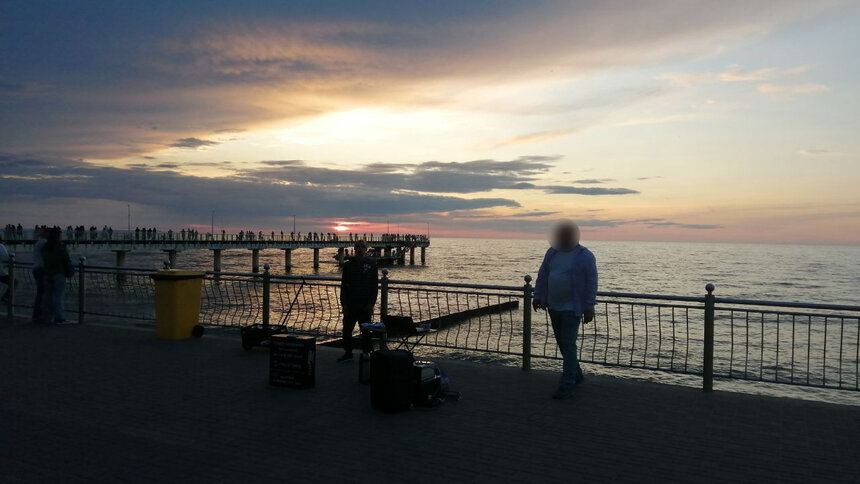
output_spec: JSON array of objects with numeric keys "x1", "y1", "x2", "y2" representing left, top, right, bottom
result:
[
  {"x1": 338, "y1": 240, "x2": 378, "y2": 362},
  {"x1": 40, "y1": 228, "x2": 75, "y2": 325}
]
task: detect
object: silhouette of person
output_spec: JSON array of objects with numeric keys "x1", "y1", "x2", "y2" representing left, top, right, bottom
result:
[
  {"x1": 40, "y1": 228, "x2": 75, "y2": 324},
  {"x1": 338, "y1": 240, "x2": 378, "y2": 362}
]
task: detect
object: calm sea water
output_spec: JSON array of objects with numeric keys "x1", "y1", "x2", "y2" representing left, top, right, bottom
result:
[{"x1": 25, "y1": 237, "x2": 860, "y2": 305}]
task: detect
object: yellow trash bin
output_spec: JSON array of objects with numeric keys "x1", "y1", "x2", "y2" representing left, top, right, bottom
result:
[{"x1": 150, "y1": 270, "x2": 205, "y2": 340}]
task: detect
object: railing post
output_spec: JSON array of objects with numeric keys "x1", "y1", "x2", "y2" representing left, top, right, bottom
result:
[
  {"x1": 78, "y1": 257, "x2": 86, "y2": 324},
  {"x1": 6, "y1": 255, "x2": 15, "y2": 318},
  {"x1": 380, "y1": 268, "x2": 389, "y2": 319},
  {"x1": 522, "y1": 274, "x2": 532, "y2": 371},
  {"x1": 703, "y1": 283, "x2": 715, "y2": 392},
  {"x1": 262, "y1": 264, "x2": 270, "y2": 330}
]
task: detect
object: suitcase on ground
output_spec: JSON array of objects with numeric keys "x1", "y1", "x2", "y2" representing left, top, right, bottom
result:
[{"x1": 371, "y1": 349, "x2": 415, "y2": 412}]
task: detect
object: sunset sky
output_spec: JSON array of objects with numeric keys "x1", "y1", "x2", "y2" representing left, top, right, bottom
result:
[{"x1": 1, "y1": 1, "x2": 858, "y2": 243}]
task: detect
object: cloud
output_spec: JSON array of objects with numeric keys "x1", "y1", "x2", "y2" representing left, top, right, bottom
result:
[
  {"x1": 493, "y1": 129, "x2": 578, "y2": 148},
  {"x1": 637, "y1": 220, "x2": 722, "y2": 229},
  {"x1": 757, "y1": 83, "x2": 831, "y2": 94},
  {"x1": 0, "y1": 154, "x2": 519, "y2": 224},
  {"x1": 0, "y1": 1, "x2": 837, "y2": 158},
  {"x1": 799, "y1": 149, "x2": 836, "y2": 156},
  {"x1": 572, "y1": 178, "x2": 614, "y2": 184},
  {"x1": 169, "y1": 137, "x2": 220, "y2": 149},
  {"x1": 241, "y1": 156, "x2": 557, "y2": 194},
  {"x1": 657, "y1": 64, "x2": 811, "y2": 86},
  {"x1": 543, "y1": 186, "x2": 640, "y2": 196}
]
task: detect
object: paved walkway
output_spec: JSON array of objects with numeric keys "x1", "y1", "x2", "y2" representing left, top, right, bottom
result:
[{"x1": 1, "y1": 318, "x2": 858, "y2": 483}]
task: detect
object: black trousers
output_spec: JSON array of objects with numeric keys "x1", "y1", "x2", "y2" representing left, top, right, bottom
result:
[{"x1": 342, "y1": 305, "x2": 373, "y2": 354}]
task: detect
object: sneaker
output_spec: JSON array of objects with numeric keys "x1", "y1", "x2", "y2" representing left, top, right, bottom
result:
[
  {"x1": 575, "y1": 367, "x2": 585, "y2": 384},
  {"x1": 551, "y1": 388, "x2": 574, "y2": 400},
  {"x1": 337, "y1": 353, "x2": 354, "y2": 363}
]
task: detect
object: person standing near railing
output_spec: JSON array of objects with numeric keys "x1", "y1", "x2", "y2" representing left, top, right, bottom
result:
[
  {"x1": 31, "y1": 227, "x2": 47, "y2": 322},
  {"x1": 338, "y1": 240, "x2": 379, "y2": 362},
  {"x1": 0, "y1": 235, "x2": 10, "y2": 303},
  {"x1": 533, "y1": 220, "x2": 598, "y2": 400},
  {"x1": 39, "y1": 228, "x2": 75, "y2": 325}
]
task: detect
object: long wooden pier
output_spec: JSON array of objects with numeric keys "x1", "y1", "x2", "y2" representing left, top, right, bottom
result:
[{"x1": 7, "y1": 232, "x2": 430, "y2": 272}]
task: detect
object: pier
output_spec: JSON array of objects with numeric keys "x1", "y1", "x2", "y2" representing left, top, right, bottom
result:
[{"x1": 7, "y1": 231, "x2": 430, "y2": 272}]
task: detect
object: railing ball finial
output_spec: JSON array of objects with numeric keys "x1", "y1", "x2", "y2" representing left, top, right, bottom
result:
[
  {"x1": 263, "y1": 263, "x2": 270, "y2": 272},
  {"x1": 79, "y1": 256, "x2": 86, "y2": 263},
  {"x1": 524, "y1": 274, "x2": 532, "y2": 284},
  {"x1": 706, "y1": 283, "x2": 715, "y2": 294},
  {"x1": 163, "y1": 260, "x2": 171, "y2": 269},
  {"x1": 381, "y1": 268, "x2": 389, "y2": 277}
]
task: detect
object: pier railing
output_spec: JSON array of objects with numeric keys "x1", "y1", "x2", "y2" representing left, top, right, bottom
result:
[{"x1": 5, "y1": 258, "x2": 859, "y2": 393}]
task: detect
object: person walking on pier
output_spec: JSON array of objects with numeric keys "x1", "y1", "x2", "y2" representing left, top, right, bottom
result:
[
  {"x1": 533, "y1": 221, "x2": 598, "y2": 400},
  {"x1": 40, "y1": 228, "x2": 75, "y2": 325},
  {"x1": 338, "y1": 240, "x2": 378, "y2": 362}
]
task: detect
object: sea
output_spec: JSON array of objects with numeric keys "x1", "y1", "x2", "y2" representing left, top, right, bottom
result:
[
  {"x1": 21, "y1": 237, "x2": 859, "y2": 305},
  {"x1": 10, "y1": 238, "x2": 860, "y2": 404}
]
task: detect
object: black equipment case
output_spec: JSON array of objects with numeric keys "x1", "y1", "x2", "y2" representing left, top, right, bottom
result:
[{"x1": 370, "y1": 349, "x2": 415, "y2": 412}]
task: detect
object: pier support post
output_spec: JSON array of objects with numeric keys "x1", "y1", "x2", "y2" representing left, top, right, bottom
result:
[
  {"x1": 703, "y1": 283, "x2": 716, "y2": 393},
  {"x1": 113, "y1": 250, "x2": 127, "y2": 284},
  {"x1": 522, "y1": 275, "x2": 532, "y2": 371},
  {"x1": 212, "y1": 249, "x2": 222, "y2": 283},
  {"x1": 409, "y1": 247, "x2": 415, "y2": 265},
  {"x1": 313, "y1": 248, "x2": 320, "y2": 269},
  {"x1": 163, "y1": 250, "x2": 177, "y2": 269},
  {"x1": 337, "y1": 247, "x2": 345, "y2": 266},
  {"x1": 397, "y1": 248, "x2": 406, "y2": 265},
  {"x1": 420, "y1": 246, "x2": 426, "y2": 265},
  {"x1": 251, "y1": 248, "x2": 260, "y2": 273},
  {"x1": 283, "y1": 249, "x2": 292, "y2": 272}
]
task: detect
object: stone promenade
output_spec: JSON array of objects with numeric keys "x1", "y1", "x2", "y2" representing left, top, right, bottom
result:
[{"x1": 1, "y1": 318, "x2": 858, "y2": 483}]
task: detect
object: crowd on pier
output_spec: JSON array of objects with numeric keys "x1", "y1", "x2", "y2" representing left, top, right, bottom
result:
[{"x1": 3, "y1": 223, "x2": 429, "y2": 245}]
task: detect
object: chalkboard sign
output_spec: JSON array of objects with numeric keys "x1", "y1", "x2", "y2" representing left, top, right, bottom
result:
[{"x1": 270, "y1": 334, "x2": 316, "y2": 388}]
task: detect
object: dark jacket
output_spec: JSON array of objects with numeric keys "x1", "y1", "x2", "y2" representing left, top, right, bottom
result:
[
  {"x1": 42, "y1": 242, "x2": 73, "y2": 277},
  {"x1": 340, "y1": 258, "x2": 378, "y2": 308}
]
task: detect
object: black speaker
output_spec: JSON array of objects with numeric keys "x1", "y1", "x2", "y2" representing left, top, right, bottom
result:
[{"x1": 370, "y1": 349, "x2": 415, "y2": 412}]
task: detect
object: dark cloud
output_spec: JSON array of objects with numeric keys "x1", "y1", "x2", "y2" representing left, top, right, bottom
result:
[
  {"x1": 508, "y1": 211, "x2": 560, "y2": 218},
  {"x1": 572, "y1": 178, "x2": 614, "y2": 184},
  {"x1": 241, "y1": 156, "x2": 556, "y2": 194},
  {"x1": 155, "y1": 163, "x2": 180, "y2": 169},
  {"x1": 142, "y1": 156, "x2": 156, "y2": 160},
  {"x1": 169, "y1": 137, "x2": 219, "y2": 149},
  {"x1": 543, "y1": 186, "x2": 639, "y2": 196}
]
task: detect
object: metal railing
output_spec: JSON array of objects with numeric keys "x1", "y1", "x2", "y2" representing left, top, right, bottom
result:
[{"x1": 5, "y1": 257, "x2": 859, "y2": 393}]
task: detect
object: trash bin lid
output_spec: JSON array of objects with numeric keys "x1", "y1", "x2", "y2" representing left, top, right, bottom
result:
[{"x1": 150, "y1": 270, "x2": 205, "y2": 281}]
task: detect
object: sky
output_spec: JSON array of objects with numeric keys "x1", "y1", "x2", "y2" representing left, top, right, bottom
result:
[{"x1": 1, "y1": 1, "x2": 858, "y2": 243}]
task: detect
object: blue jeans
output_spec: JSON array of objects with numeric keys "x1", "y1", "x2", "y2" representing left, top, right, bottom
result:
[
  {"x1": 41, "y1": 274, "x2": 66, "y2": 323},
  {"x1": 549, "y1": 310, "x2": 581, "y2": 390}
]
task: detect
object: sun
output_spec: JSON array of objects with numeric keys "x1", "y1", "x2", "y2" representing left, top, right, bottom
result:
[{"x1": 333, "y1": 225, "x2": 348, "y2": 232}]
